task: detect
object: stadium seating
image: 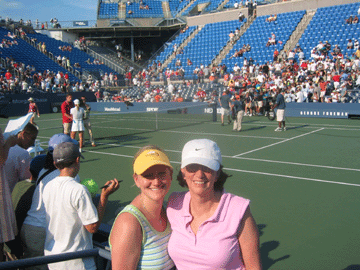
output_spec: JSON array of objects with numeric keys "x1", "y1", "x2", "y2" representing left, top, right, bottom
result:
[
  {"x1": 0, "y1": 28, "x2": 79, "y2": 82},
  {"x1": 98, "y1": 3, "x2": 119, "y2": 19},
  {"x1": 168, "y1": 0, "x2": 181, "y2": 17},
  {"x1": 166, "y1": 19, "x2": 246, "y2": 79},
  {"x1": 26, "y1": 32, "x2": 119, "y2": 79},
  {"x1": 126, "y1": 1, "x2": 164, "y2": 18},
  {"x1": 222, "y1": 10, "x2": 306, "y2": 68},
  {"x1": 150, "y1": 26, "x2": 197, "y2": 65},
  {"x1": 298, "y1": 2, "x2": 360, "y2": 61}
]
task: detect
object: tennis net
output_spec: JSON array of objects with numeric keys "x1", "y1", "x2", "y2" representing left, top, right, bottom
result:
[{"x1": 87, "y1": 102, "x2": 216, "y2": 141}]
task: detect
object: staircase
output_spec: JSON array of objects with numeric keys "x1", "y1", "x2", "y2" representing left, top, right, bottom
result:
[
  {"x1": 176, "y1": 0, "x2": 197, "y2": 17},
  {"x1": 118, "y1": 2, "x2": 127, "y2": 19},
  {"x1": 160, "y1": 25, "x2": 204, "y2": 70},
  {"x1": 217, "y1": 0, "x2": 231, "y2": 11},
  {"x1": 162, "y1": 1, "x2": 172, "y2": 18},
  {"x1": 280, "y1": 9, "x2": 316, "y2": 56},
  {"x1": 86, "y1": 46, "x2": 142, "y2": 74},
  {"x1": 211, "y1": 16, "x2": 254, "y2": 66}
]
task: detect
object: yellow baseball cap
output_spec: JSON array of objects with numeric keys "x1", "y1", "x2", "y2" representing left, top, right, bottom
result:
[{"x1": 133, "y1": 149, "x2": 172, "y2": 175}]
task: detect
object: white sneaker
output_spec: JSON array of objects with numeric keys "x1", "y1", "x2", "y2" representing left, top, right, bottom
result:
[
  {"x1": 275, "y1": 127, "x2": 282, "y2": 131},
  {"x1": 79, "y1": 148, "x2": 82, "y2": 153},
  {"x1": 283, "y1": 127, "x2": 287, "y2": 131}
]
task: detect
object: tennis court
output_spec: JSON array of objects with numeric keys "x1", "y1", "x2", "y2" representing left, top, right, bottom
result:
[{"x1": 2, "y1": 111, "x2": 360, "y2": 269}]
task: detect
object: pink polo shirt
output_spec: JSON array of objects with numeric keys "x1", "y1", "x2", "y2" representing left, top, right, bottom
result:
[{"x1": 167, "y1": 191, "x2": 250, "y2": 270}]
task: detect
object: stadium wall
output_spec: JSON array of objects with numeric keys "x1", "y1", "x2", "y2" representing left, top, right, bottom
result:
[
  {"x1": 39, "y1": 30, "x2": 79, "y2": 44},
  {"x1": 89, "y1": 102, "x2": 360, "y2": 119},
  {"x1": 1, "y1": 93, "x2": 97, "y2": 117},
  {"x1": 186, "y1": 0, "x2": 360, "y2": 26}
]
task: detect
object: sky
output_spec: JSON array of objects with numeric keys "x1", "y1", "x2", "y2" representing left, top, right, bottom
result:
[{"x1": 0, "y1": 0, "x2": 98, "y2": 23}]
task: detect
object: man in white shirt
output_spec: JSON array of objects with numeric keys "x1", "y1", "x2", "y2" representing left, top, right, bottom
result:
[{"x1": 5, "y1": 123, "x2": 38, "y2": 193}]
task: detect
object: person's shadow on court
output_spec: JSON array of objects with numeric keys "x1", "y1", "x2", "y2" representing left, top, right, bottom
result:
[{"x1": 258, "y1": 224, "x2": 290, "y2": 270}]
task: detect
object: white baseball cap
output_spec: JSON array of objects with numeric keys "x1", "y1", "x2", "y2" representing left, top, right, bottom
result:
[
  {"x1": 74, "y1": 99, "x2": 80, "y2": 105},
  {"x1": 181, "y1": 139, "x2": 222, "y2": 171}
]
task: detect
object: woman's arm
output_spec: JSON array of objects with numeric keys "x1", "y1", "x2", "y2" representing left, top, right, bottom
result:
[
  {"x1": 110, "y1": 212, "x2": 142, "y2": 270},
  {"x1": 239, "y1": 207, "x2": 262, "y2": 270}
]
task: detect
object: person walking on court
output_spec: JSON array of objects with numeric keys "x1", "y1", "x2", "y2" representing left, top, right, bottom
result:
[
  {"x1": 28, "y1": 97, "x2": 40, "y2": 125},
  {"x1": 219, "y1": 90, "x2": 232, "y2": 126},
  {"x1": 273, "y1": 88, "x2": 286, "y2": 131},
  {"x1": 70, "y1": 99, "x2": 85, "y2": 152},
  {"x1": 80, "y1": 96, "x2": 96, "y2": 147},
  {"x1": 61, "y1": 94, "x2": 73, "y2": 136},
  {"x1": 230, "y1": 95, "x2": 245, "y2": 132}
]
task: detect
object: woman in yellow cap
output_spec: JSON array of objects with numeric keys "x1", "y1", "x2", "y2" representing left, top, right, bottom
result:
[{"x1": 109, "y1": 145, "x2": 175, "y2": 270}]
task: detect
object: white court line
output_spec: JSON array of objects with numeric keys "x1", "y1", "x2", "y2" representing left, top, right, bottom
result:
[
  {"x1": 159, "y1": 129, "x2": 283, "y2": 140},
  {"x1": 224, "y1": 167, "x2": 360, "y2": 187},
  {"x1": 233, "y1": 128, "x2": 324, "y2": 157},
  {"x1": 37, "y1": 138, "x2": 360, "y2": 173},
  {"x1": 228, "y1": 155, "x2": 360, "y2": 172},
  {"x1": 84, "y1": 149, "x2": 360, "y2": 187}
]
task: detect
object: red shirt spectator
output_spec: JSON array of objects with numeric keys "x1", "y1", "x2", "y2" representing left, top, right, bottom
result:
[
  {"x1": 61, "y1": 95, "x2": 73, "y2": 124},
  {"x1": 154, "y1": 94, "x2": 162, "y2": 102},
  {"x1": 333, "y1": 74, "x2": 340, "y2": 82},
  {"x1": 5, "y1": 71, "x2": 12, "y2": 80},
  {"x1": 300, "y1": 61, "x2": 308, "y2": 70}
]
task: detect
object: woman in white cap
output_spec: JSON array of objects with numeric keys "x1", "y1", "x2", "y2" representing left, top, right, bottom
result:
[
  {"x1": 70, "y1": 99, "x2": 85, "y2": 152},
  {"x1": 167, "y1": 139, "x2": 261, "y2": 270},
  {"x1": 28, "y1": 97, "x2": 40, "y2": 125},
  {"x1": 109, "y1": 145, "x2": 175, "y2": 270}
]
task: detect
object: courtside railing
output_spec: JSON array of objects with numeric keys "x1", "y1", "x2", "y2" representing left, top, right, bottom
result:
[{"x1": 0, "y1": 247, "x2": 111, "y2": 270}]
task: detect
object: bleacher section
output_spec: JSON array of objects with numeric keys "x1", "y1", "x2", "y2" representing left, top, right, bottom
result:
[
  {"x1": 167, "y1": 19, "x2": 246, "y2": 79},
  {"x1": 222, "y1": 10, "x2": 305, "y2": 68},
  {"x1": 151, "y1": 26, "x2": 197, "y2": 64},
  {"x1": 123, "y1": 82, "x2": 226, "y2": 100},
  {"x1": 168, "y1": 0, "x2": 181, "y2": 17},
  {"x1": 126, "y1": 1, "x2": 164, "y2": 18},
  {"x1": 26, "y1": 32, "x2": 119, "y2": 79},
  {"x1": 98, "y1": 3, "x2": 119, "y2": 19},
  {"x1": 0, "y1": 28, "x2": 79, "y2": 82},
  {"x1": 298, "y1": 3, "x2": 360, "y2": 61}
]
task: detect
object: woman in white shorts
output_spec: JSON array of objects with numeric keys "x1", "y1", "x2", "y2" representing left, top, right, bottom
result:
[{"x1": 70, "y1": 99, "x2": 85, "y2": 152}]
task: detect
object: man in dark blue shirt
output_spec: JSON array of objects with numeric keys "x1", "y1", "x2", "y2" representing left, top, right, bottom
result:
[
  {"x1": 272, "y1": 88, "x2": 286, "y2": 131},
  {"x1": 219, "y1": 90, "x2": 232, "y2": 126}
]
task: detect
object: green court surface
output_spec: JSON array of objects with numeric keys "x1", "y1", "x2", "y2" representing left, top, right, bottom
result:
[{"x1": 2, "y1": 112, "x2": 360, "y2": 269}]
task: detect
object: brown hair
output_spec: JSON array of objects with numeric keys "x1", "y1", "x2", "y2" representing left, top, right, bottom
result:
[{"x1": 176, "y1": 165, "x2": 230, "y2": 192}]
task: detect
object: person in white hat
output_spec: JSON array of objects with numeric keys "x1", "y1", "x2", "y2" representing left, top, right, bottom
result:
[
  {"x1": 70, "y1": 99, "x2": 85, "y2": 152},
  {"x1": 167, "y1": 139, "x2": 261, "y2": 269},
  {"x1": 28, "y1": 97, "x2": 40, "y2": 125}
]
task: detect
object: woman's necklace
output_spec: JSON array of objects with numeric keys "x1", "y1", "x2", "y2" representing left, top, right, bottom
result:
[{"x1": 141, "y1": 198, "x2": 163, "y2": 224}]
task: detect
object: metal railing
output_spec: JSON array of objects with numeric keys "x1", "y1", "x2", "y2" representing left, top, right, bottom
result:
[
  {"x1": 86, "y1": 47, "x2": 126, "y2": 74},
  {"x1": 0, "y1": 248, "x2": 110, "y2": 270},
  {"x1": 13, "y1": 29, "x2": 82, "y2": 80}
]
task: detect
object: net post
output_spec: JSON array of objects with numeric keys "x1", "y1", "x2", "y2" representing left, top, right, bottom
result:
[
  {"x1": 155, "y1": 111, "x2": 158, "y2": 130},
  {"x1": 211, "y1": 102, "x2": 217, "y2": 122}
]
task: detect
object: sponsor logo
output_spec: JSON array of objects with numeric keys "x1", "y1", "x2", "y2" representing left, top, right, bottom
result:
[
  {"x1": 105, "y1": 107, "x2": 121, "y2": 112},
  {"x1": 12, "y1": 99, "x2": 47, "y2": 104},
  {"x1": 147, "y1": 107, "x2": 158, "y2": 112}
]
